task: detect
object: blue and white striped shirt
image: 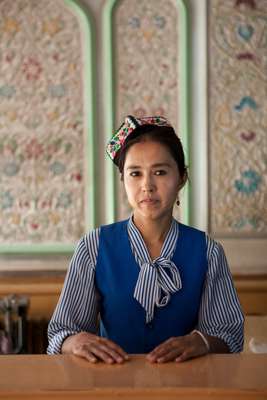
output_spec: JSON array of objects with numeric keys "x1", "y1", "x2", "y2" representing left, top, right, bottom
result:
[{"x1": 47, "y1": 218, "x2": 244, "y2": 354}]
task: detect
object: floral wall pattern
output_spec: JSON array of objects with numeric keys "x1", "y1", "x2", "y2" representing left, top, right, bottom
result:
[
  {"x1": 0, "y1": 0, "x2": 86, "y2": 245},
  {"x1": 114, "y1": 0, "x2": 181, "y2": 220},
  {"x1": 208, "y1": 0, "x2": 267, "y2": 236}
]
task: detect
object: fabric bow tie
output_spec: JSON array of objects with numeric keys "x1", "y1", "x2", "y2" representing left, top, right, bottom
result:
[{"x1": 133, "y1": 257, "x2": 182, "y2": 323}]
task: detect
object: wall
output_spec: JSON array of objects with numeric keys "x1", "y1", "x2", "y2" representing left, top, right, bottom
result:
[{"x1": 0, "y1": 0, "x2": 266, "y2": 321}]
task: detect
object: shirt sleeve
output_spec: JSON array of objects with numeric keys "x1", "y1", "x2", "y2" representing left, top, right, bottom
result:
[
  {"x1": 197, "y1": 236, "x2": 244, "y2": 353},
  {"x1": 47, "y1": 228, "x2": 100, "y2": 354}
]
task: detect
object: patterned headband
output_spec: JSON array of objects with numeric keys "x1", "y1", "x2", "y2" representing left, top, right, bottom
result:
[{"x1": 106, "y1": 115, "x2": 172, "y2": 163}]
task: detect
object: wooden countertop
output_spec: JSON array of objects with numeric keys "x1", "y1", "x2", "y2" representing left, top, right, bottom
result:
[{"x1": 0, "y1": 354, "x2": 266, "y2": 399}]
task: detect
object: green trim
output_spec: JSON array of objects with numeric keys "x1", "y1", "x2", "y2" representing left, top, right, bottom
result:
[
  {"x1": 65, "y1": 0, "x2": 97, "y2": 231},
  {"x1": 0, "y1": 244, "x2": 75, "y2": 255},
  {"x1": 103, "y1": 0, "x2": 117, "y2": 224},
  {"x1": 103, "y1": 0, "x2": 190, "y2": 225},
  {"x1": 0, "y1": 0, "x2": 96, "y2": 255},
  {"x1": 178, "y1": 0, "x2": 190, "y2": 225}
]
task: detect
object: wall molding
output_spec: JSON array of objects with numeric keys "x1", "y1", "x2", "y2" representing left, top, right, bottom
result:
[
  {"x1": 103, "y1": 0, "x2": 190, "y2": 224},
  {"x1": 0, "y1": 0, "x2": 96, "y2": 255}
]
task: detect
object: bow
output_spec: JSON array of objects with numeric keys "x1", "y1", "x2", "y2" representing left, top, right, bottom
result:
[{"x1": 133, "y1": 257, "x2": 182, "y2": 323}]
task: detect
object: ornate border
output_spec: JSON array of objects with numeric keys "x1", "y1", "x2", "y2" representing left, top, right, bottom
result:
[
  {"x1": 103, "y1": 0, "x2": 190, "y2": 225},
  {"x1": 0, "y1": 0, "x2": 96, "y2": 254},
  {"x1": 207, "y1": 0, "x2": 267, "y2": 238}
]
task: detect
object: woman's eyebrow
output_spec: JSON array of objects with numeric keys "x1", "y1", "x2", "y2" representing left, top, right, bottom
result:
[
  {"x1": 126, "y1": 165, "x2": 141, "y2": 170},
  {"x1": 151, "y1": 163, "x2": 171, "y2": 168},
  {"x1": 126, "y1": 162, "x2": 171, "y2": 170}
]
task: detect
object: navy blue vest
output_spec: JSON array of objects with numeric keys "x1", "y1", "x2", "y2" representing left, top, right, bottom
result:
[{"x1": 95, "y1": 220, "x2": 207, "y2": 353}]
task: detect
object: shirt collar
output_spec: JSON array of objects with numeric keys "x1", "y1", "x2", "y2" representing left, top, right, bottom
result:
[{"x1": 127, "y1": 215, "x2": 179, "y2": 263}]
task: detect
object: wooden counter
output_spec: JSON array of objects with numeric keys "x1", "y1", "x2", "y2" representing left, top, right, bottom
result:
[{"x1": 0, "y1": 354, "x2": 266, "y2": 399}]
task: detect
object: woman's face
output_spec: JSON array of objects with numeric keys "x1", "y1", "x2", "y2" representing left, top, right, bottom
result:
[{"x1": 123, "y1": 140, "x2": 184, "y2": 223}]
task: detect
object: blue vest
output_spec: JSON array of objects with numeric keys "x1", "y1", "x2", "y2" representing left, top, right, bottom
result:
[{"x1": 95, "y1": 220, "x2": 207, "y2": 353}]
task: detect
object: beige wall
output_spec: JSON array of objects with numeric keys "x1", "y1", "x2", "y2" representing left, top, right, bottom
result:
[{"x1": 0, "y1": 0, "x2": 266, "y2": 317}]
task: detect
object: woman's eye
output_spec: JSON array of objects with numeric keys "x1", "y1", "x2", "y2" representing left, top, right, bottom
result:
[
  {"x1": 155, "y1": 170, "x2": 166, "y2": 176},
  {"x1": 130, "y1": 171, "x2": 140, "y2": 177}
]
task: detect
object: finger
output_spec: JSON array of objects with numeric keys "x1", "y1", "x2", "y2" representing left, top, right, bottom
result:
[
  {"x1": 90, "y1": 344, "x2": 122, "y2": 364},
  {"x1": 97, "y1": 343, "x2": 125, "y2": 364},
  {"x1": 99, "y1": 337, "x2": 129, "y2": 360},
  {"x1": 175, "y1": 349, "x2": 194, "y2": 363},
  {"x1": 73, "y1": 345, "x2": 98, "y2": 363},
  {"x1": 147, "y1": 346, "x2": 169, "y2": 362},
  {"x1": 147, "y1": 341, "x2": 179, "y2": 362},
  {"x1": 149, "y1": 339, "x2": 173, "y2": 355},
  {"x1": 157, "y1": 348, "x2": 183, "y2": 363}
]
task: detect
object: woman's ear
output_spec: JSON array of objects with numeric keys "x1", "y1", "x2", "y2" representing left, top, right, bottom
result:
[{"x1": 178, "y1": 171, "x2": 188, "y2": 191}]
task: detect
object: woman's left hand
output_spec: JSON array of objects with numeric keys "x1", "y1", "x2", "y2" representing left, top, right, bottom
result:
[{"x1": 146, "y1": 332, "x2": 209, "y2": 363}]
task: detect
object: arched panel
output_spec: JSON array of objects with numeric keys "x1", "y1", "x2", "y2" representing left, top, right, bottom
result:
[
  {"x1": 0, "y1": 0, "x2": 95, "y2": 253},
  {"x1": 208, "y1": 0, "x2": 267, "y2": 237},
  {"x1": 104, "y1": 0, "x2": 189, "y2": 223}
]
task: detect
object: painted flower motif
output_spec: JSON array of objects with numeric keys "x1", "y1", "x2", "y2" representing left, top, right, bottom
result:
[
  {"x1": 154, "y1": 16, "x2": 166, "y2": 29},
  {"x1": 3, "y1": 18, "x2": 20, "y2": 34},
  {"x1": 42, "y1": 18, "x2": 63, "y2": 36},
  {"x1": 71, "y1": 172, "x2": 82, "y2": 182},
  {"x1": 64, "y1": 142, "x2": 72, "y2": 154},
  {"x1": 0, "y1": 85, "x2": 16, "y2": 98},
  {"x1": 153, "y1": 107, "x2": 165, "y2": 116},
  {"x1": 25, "y1": 138, "x2": 44, "y2": 160},
  {"x1": 49, "y1": 212, "x2": 60, "y2": 225},
  {"x1": 5, "y1": 139, "x2": 17, "y2": 154},
  {"x1": 22, "y1": 57, "x2": 42, "y2": 81},
  {"x1": 237, "y1": 24, "x2": 254, "y2": 42},
  {"x1": 6, "y1": 110, "x2": 17, "y2": 122},
  {"x1": 50, "y1": 161, "x2": 66, "y2": 175},
  {"x1": 30, "y1": 222, "x2": 39, "y2": 230},
  {"x1": 234, "y1": 169, "x2": 261, "y2": 195},
  {"x1": 0, "y1": 191, "x2": 14, "y2": 209},
  {"x1": 39, "y1": 199, "x2": 52, "y2": 209},
  {"x1": 11, "y1": 213, "x2": 21, "y2": 225},
  {"x1": 47, "y1": 110, "x2": 60, "y2": 122},
  {"x1": 46, "y1": 140, "x2": 61, "y2": 157},
  {"x1": 234, "y1": 217, "x2": 258, "y2": 230},
  {"x1": 128, "y1": 17, "x2": 140, "y2": 28},
  {"x1": 48, "y1": 84, "x2": 66, "y2": 98},
  {"x1": 5, "y1": 51, "x2": 15, "y2": 63},
  {"x1": 57, "y1": 192, "x2": 72, "y2": 208},
  {"x1": 133, "y1": 107, "x2": 146, "y2": 118},
  {"x1": 3, "y1": 162, "x2": 20, "y2": 177}
]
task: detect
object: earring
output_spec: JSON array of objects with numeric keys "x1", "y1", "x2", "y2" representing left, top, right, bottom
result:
[{"x1": 176, "y1": 199, "x2": 180, "y2": 206}]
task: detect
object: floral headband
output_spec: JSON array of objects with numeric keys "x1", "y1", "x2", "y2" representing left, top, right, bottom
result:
[{"x1": 106, "y1": 115, "x2": 172, "y2": 164}]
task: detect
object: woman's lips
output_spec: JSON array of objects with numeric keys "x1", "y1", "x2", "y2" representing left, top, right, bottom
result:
[{"x1": 140, "y1": 198, "x2": 158, "y2": 204}]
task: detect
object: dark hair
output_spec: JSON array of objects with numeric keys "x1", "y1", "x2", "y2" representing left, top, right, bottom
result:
[{"x1": 115, "y1": 125, "x2": 188, "y2": 181}]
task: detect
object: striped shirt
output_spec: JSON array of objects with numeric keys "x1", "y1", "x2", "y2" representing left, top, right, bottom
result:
[{"x1": 47, "y1": 218, "x2": 244, "y2": 354}]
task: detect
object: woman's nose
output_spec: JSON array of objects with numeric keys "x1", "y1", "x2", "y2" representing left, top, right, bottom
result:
[{"x1": 142, "y1": 175, "x2": 155, "y2": 192}]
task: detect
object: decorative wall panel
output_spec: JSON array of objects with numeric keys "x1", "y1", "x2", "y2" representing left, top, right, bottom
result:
[
  {"x1": 0, "y1": 0, "x2": 95, "y2": 252},
  {"x1": 208, "y1": 0, "x2": 267, "y2": 236},
  {"x1": 106, "y1": 0, "x2": 188, "y2": 222}
]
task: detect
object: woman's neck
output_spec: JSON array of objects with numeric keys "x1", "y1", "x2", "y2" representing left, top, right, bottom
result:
[{"x1": 132, "y1": 213, "x2": 173, "y2": 248}]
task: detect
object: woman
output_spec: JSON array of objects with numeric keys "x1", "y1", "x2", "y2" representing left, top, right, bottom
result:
[{"x1": 47, "y1": 115, "x2": 244, "y2": 364}]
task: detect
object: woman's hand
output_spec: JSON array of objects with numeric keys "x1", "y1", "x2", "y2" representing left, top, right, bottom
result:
[
  {"x1": 146, "y1": 332, "x2": 209, "y2": 363},
  {"x1": 62, "y1": 332, "x2": 129, "y2": 364}
]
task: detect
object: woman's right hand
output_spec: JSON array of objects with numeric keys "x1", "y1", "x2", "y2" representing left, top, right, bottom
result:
[{"x1": 61, "y1": 332, "x2": 129, "y2": 364}]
